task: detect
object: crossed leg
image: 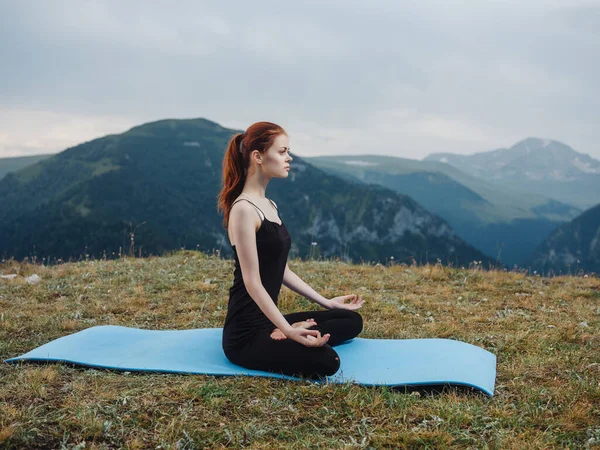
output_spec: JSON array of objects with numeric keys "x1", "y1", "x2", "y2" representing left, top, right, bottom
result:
[
  {"x1": 224, "y1": 310, "x2": 363, "y2": 379},
  {"x1": 282, "y1": 309, "x2": 363, "y2": 346}
]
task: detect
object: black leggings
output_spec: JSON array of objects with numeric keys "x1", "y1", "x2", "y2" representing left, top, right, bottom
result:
[{"x1": 224, "y1": 309, "x2": 363, "y2": 379}]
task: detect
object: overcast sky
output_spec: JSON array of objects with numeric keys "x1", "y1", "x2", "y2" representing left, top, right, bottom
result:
[{"x1": 1, "y1": 0, "x2": 599, "y2": 160}]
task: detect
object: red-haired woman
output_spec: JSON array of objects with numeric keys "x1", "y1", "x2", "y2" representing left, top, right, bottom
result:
[{"x1": 217, "y1": 121, "x2": 365, "y2": 379}]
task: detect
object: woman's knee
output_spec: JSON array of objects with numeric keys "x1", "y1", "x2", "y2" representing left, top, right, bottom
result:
[
  {"x1": 345, "y1": 310, "x2": 363, "y2": 336},
  {"x1": 317, "y1": 348, "x2": 340, "y2": 377}
]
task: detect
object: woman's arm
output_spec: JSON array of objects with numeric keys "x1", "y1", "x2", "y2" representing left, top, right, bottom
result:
[
  {"x1": 283, "y1": 263, "x2": 366, "y2": 311},
  {"x1": 282, "y1": 263, "x2": 332, "y2": 309}
]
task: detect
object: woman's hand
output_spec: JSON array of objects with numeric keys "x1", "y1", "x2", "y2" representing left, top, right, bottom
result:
[
  {"x1": 285, "y1": 327, "x2": 330, "y2": 347},
  {"x1": 326, "y1": 294, "x2": 364, "y2": 310},
  {"x1": 270, "y1": 318, "x2": 317, "y2": 340}
]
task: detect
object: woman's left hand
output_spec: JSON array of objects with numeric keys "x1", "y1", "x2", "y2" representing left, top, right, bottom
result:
[{"x1": 327, "y1": 294, "x2": 364, "y2": 310}]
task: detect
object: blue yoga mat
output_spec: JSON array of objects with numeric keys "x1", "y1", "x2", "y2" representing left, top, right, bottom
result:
[{"x1": 5, "y1": 326, "x2": 497, "y2": 396}]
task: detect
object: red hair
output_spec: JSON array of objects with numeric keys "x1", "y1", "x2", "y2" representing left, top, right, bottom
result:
[{"x1": 217, "y1": 121, "x2": 287, "y2": 227}]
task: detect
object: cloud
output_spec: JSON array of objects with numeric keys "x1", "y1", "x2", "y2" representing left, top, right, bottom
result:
[
  {"x1": 557, "y1": 3, "x2": 600, "y2": 36},
  {"x1": 0, "y1": 0, "x2": 598, "y2": 159},
  {"x1": 0, "y1": 108, "x2": 137, "y2": 157}
]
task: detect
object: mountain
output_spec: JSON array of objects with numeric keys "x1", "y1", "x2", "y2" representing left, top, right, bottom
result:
[
  {"x1": 305, "y1": 154, "x2": 580, "y2": 267},
  {"x1": 0, "y1": 118, "x2": 494, "y2": 267},
  {"x1": 0, "y1": 154, "x2": 54, "y2": 180},
  {"x1": 528, "y1": 203, "x2": 600, "y2": 274},
  {"x1": 425, "y1": 138, "x2": 600, "y2": 209}
]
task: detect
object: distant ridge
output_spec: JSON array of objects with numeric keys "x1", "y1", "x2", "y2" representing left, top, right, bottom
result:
[
  {"x1": 0, "y1": 153, "x2": 54, "y2": 181},
  {"x1": 425, "y1": 137, "x2": 600, "y2": 209}
]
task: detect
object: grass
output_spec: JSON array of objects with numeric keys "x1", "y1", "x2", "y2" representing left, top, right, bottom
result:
[{"x1": 0, "y1": 250, "x2": 599, "y2": 449}]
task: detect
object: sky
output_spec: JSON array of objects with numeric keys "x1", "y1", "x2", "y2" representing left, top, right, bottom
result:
[{"x1": 1, "y1": 0, "x2": 599, "y2": 160}]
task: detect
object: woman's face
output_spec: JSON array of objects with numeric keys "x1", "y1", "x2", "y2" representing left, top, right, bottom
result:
[{"x1": 259, "y1": 133, "x2": 293, "y2": 178}]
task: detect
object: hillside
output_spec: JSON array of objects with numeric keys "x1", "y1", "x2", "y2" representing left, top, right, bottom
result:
[
  {"x1": 0, "y1": 118, "x2": 492, "y2": 267},
  {"x1": 1, "y1": 252, "x2": 598, "y2": 448},
  {"x1": 305, "y1": 154, "x2": 580, "y2": 266},
  {"x1": 528, "y1": 203, "x2": 600, "y2": 274}
]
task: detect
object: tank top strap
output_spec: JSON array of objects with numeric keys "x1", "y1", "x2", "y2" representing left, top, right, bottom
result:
[
  {"x1": 231, "y1": 198, "x2": 266, "y2": 221},
  {"x1": 268, "y1": 198, "x2": 280, "y2": 218}
]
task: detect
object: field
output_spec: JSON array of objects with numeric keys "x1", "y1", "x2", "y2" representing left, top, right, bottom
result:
[{"x1": 1, "y1": 251, "x2": 599, "y2": 449}]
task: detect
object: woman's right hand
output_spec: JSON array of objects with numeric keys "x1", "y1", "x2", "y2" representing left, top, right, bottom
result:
[{"x1": 285, "y1": 327, "x2": 330, "y2": 347}]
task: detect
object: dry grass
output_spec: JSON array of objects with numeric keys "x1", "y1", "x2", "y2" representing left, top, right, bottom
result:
[{"x1": 1, "y1": 250, "x2": 599, "y2": 449}]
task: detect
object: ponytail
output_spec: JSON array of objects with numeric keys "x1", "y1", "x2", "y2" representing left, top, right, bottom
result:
[{"x1": 217, "y1": 133, "x2": 246, "y2": 228}]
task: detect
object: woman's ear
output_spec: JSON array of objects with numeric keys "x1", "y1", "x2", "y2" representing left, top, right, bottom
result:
[{"x1": 252, "y1": 150, "x2": 262, "y2": 165}]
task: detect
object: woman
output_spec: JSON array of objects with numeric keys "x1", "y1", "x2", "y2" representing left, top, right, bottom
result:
[{"x1": 217, "y1": 121, "x2": 364, "y2": 379}]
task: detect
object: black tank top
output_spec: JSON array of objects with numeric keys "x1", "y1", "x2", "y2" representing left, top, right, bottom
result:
[{"x1": 222, "y1": 198, "x2": 292, "y2": 351}]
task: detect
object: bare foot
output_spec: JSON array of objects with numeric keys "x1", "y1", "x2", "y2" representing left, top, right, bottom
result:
[
  {"x1": 292, "y1": 318, "x2": 316, "y2": 329},
  {"x1": 270, "y1": 328, "x2": 287, "y2": 340}
]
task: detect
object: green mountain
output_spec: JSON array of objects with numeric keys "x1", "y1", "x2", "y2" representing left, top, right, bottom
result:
[
  {"x1": 0, "y1": 154, "x2": 54, "y2": 180},
  {"x1": 528, "y1": 203, "x2": 600, "y2": 274},
  {"x1": 0, "y1": 118, "x2": 494, "y2": 267},
  {"x1": 425, "y1": 137, "x2": 600, "y2": 210},
  {"x1": 305, "y1": 155, "x2": 581, "y2": 267}
]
